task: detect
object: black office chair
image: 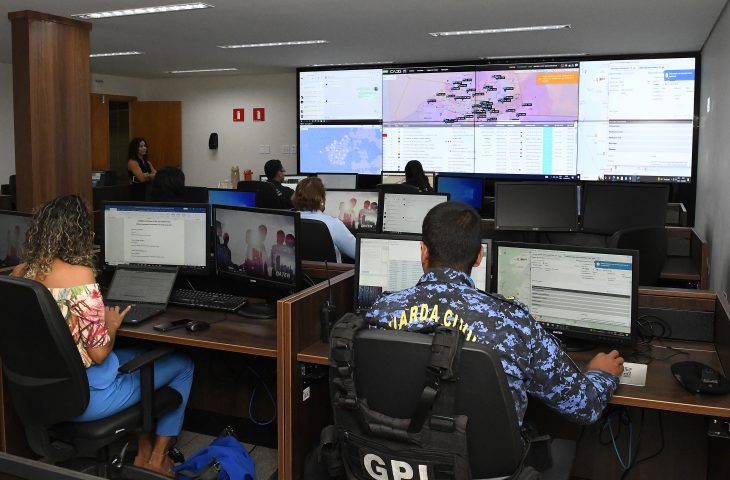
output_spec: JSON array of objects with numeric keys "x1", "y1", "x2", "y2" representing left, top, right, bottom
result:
[
  {"x1": 8, "y1": 174, "x2": 16, "y2": 210},
  {"x1": 608, "y1": 226, "x2": 667, "y2": 286},
  {"x1": 374, "y1": 183, "x2": 420, "y2": 194},
  {"x1": 237, "y1": 180, "x2": 285, "y2": 209},
  {"x1": 0, "y1": 276, "x2": 181, "y2": 478},
  {"x1": 300, "y1": 219, "x2": 338, "y2": 262},
  {"x1": 103, "y1": 170, "x2": 118, "y2": 187},
  {"x1": 333, "y1": 327, "x2": 575, "y2": 480}
]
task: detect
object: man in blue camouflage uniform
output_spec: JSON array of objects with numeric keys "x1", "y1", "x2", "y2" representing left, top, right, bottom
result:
[{"x1": 365, "y1": 201, "x2": 624, "y2": 426}]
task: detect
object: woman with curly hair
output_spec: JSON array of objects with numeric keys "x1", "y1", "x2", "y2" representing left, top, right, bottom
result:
[{"x1": 12, "y1": 195, "x2": 192, "y2": 477}]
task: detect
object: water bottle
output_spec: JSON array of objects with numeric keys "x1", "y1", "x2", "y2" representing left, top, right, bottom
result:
[{"x1": 230, "y1": 166, "x2": 240, "y2": 187}]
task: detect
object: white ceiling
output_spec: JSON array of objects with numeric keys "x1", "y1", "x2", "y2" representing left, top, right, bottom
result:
[{"x1": 0, "y1": 0, "x2": 727, "y2": 78}]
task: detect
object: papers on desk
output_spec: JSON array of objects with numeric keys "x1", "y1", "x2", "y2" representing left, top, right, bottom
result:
[{"x1": 619, "y1": 362, "x2": 648, "y2": 386}]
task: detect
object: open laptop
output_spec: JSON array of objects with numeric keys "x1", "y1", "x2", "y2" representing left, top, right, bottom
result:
[{"x1": 104, "y1": 265, "x2": 178, "y2": 324}]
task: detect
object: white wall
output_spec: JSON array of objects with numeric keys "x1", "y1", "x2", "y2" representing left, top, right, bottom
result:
[
  {"x1": 697, "y1": 2, "x2": 730, "y2": 298},
  {"x1": 0, "y1": 63, "x2": 15, "y2": 185},
  {"x1": 90, "y1": 72, "x2": 147, "y2": 98},
  {"x1": 143, "y1": 73, "x2": 297, "y2": 187}
]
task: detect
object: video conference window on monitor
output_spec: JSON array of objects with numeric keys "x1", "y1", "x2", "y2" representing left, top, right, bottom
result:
[
  {"x1": 213, "y1": 205, "x2": 302, "y2": 291},
  {"x1": 0, "y1": 210, "x2": 32, "y2": 268},
  {"x1": 103, "y1": 202, "x2": 210, "y2": 275},
  {"x1": 354, "y1": 234, "x2": 491, "y2": 312},
  {"x1": 323, "y1": 189, "x2": 381, "y2": 234},
  {"x1": 298, "y1": 55, "x2": 697, "y2": 183},
  {"x1": 379, "y1": 192, "x2": 450, "y2": 234},
  {"x1": 496, "y1": 242, "x2": 637, "y2": 347}
]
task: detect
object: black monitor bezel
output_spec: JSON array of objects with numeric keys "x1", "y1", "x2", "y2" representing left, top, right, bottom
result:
[
  {"x1": 378, "y1": 191, "x2": 451, "y2": 235},
  {"x1": 323, "y1": 188, "x2": 382, "y2": 234},
  {"x1": 494, "y1": 181, "x2": 580, "y2": 232},
  {"x1": 494, "y1": 241, "x2": 638, "y2": 346},
  {"x1": 101, "y1": 201, "x2": 211, "y2": 276},
  {"x1": 581, "y1": 182, "x2": 670, "y2": 235},
  {"x1": 435, "y1": 174, "x2": 485, "y2": 211},
  {"x1": 212, "y1": 204, "x2": 302, "y2": 292}
]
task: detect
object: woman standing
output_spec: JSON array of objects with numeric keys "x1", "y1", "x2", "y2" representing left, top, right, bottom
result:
[{"x1": 128, "y1": 137, "x2": 157, "y2": 183}]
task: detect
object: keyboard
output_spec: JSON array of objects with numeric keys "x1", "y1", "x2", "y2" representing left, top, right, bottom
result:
[{"x1": 169, "y1": 289, "x2": 248, "y2": 313}]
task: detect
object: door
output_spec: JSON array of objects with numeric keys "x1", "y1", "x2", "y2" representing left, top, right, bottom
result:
[{"x1": 130, "y1": 101, "x2": 182, "y2": 169}]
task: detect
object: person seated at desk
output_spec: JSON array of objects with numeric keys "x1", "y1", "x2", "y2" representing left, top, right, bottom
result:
[
  {"x1": 11, "y1": 195, "x2": 193, "y2": 477},
  {"x1": 404, "y1": 159, "x2": 433, "y2": 192},
  {"x1": 365, "y1": 201, "x2": 624, "y2": 427},
  {"x1": 151, "y1": 166, "x2": 186, "y2": 202},
  {"x1": 264, "y1": 158, "x2": 294, "y2": 209},
  {"x1": 128, "y1": 137, "x2": 157, "y2": 184},
  {"x1": 292, "y1": 177, "x2": 356, "y2": 263}
]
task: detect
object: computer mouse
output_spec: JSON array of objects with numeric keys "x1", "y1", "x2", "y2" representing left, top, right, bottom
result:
[{"x1": 185, "y1": 320, "x2": 210, "y2": 332}]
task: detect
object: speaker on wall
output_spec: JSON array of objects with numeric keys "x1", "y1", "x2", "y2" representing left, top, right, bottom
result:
[{"x1": 209, "y1": 133, "x2": 218, "y2": 150}]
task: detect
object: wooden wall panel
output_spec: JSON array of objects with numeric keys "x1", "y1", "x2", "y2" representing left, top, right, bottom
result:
[
  {"x1": 130, "y1": 101, "x2": 182, "y2": 169},
  {"x1": 90, "y1": 94, "x2": 110, "y2": 172},
  {"x1": 9, "y1": 11, "x2": 92, "y2": 212}
]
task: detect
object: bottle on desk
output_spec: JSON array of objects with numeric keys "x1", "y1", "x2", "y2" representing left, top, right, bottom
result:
[{"x1": 231, "y1": 166, "x2": 240, "y2": 187}]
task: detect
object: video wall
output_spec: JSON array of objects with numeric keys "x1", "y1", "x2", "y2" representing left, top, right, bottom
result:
[{"x1": 298, "y1": 55, "x2": 698, "y2": 183}]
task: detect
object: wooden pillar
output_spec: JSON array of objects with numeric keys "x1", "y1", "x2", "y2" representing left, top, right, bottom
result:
[{"x1": 9, "y1": 11, "x2": 92, "y2": 213}]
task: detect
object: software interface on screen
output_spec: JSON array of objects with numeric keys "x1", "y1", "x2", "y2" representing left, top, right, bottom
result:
[
  {"x1": 0, "y1": 212, "x2": 31, "y2": 267},
  {"x1": 436, "y1": 176, "x2": 484, "y2": 210},
  {"x1": 381, "y1": 171, "x2": 436, "y2": 187},
  {"x1": 380, "y1": 193, "x2": 449, "y2": 234},
  {"x1": 299, "y1": 57, "x2": 696, "y2": 182},
  {"x1": 497, "y1": 245, "x2": 633, "y2": 340},
  {"x1": 213, "y1": 206, "x2": 299, "y2": 288},
  {"x1": 316, "y1": 173, "x2": 358, "y2": 189},
  {"x1": 494, "y1": 182, "x2": 579, "y2": 231},
  {"x1": 356, "y1": 236, "x2": 490, "y2": 310},
  {"x1": 323, "y1": 190, "x2": 380, "y2": 233},
  {"x1": 103, "y1": 204, "x2": 208, "y2": 271}
]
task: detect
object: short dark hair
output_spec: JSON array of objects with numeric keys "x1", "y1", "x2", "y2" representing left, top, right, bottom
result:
[
  {"x1": 292, "y1": 177, "x2": 325, "y2": 211},
  {"x1": 151, "y1": 166, "x2": 185, "y2": 201},
  {"x1": 264, "y1": 159, "x2": 284, "y2": 180},
  {"x1": 422, "y1": 201, "x2": 481, "y2": 273}
]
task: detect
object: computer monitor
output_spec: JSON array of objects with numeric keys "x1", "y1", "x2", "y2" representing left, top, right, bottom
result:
[
  {"x1": 494, "y1": 182, "x2": 579, "y2": 231},
  {"x1": 213, "y1": 205, "x2": 301, "y2": 292},
  {"x1": 0, "y1": 210, "x2": 32, "y2": 268},
  {"x1": 91, "y1": 171, "x2": 105, "y2": 188},
  {"x1": 322, "y1": 189, "x2": 381, "y2": 233},
  {"x1": 103, "y1": 202, "x2": 209, "y2": 275},
  {"x1": 495, "y1": 242, "x2": 637, "y2": 348},
  {"x1": 208, "y1": 188, "x2": 256, "y2": 209},
  {"x1": 354, "y1": 234, "x2": 491, "y2": 311},
  {"x1": 259, "y1": 174, "x2": 309, "y2": 187},
  {"x1": 381, "y1": 171, "x2": 436, "y2": 188},
  {"x1": 436, "y1": 175, "x2": 484, "y2": 210},
  {"x1": 379, "y1": 192, "x2": 450, "y2": 234},
  {"x1": 581, "y1": 183, "x2": 670, "y2": 234},
  {"x1": 316, "y1": 173, "x2": 357, "y2": 190}
]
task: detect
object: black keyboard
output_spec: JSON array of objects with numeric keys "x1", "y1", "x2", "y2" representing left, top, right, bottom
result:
[{"x1": 169, "y1": 289, "x2": 248, "y2": 313}]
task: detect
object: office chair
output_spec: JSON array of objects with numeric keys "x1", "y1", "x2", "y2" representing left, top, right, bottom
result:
[
  {"x1": 8, "y1": 174, "x2": 16, "y2": 210},
  {"x1": 374, "y1": 183, "x2": 420, "y2": 194},
  {"x1": 608, "y1": 226, "x2": 667, "y2": 286},
  {"x1": 333, "y1": 327, "x2": 575, "y2": 480},
  {"x1": 237, "y1": 180, "x2": 285, "y2": 209},
  {"x1": 103, "y1": 170, "x2": 118, "y2": 187},
  {"x1": 0, "y1": 276, "x2": 182, "y2": 478},
  {"x1": 300, "y1": 219, "x2": 338, "y2": 262}
]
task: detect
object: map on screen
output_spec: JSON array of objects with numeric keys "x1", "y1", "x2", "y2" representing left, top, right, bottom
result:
[{"x1": 299, "y1": 124, "x2": 383, "y2": 174}]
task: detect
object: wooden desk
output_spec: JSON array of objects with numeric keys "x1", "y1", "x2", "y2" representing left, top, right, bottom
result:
[{"x1": 660, "y1": 227, "x2": 709, "y2": 289}]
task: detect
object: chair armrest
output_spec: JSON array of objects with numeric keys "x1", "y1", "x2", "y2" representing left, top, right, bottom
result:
[{"x1": 117, "y1": 346, "x2": 174, "y2": 374}]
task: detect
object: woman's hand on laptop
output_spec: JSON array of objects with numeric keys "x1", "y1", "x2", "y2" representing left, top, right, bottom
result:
[{"x1": 105, "y1": 305, "x2": 132, "y2": 332}]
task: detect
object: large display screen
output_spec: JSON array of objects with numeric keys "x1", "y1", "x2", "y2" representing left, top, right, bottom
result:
[{"x1": 298, "y1": 56, "x2": 697, "y2": 183}]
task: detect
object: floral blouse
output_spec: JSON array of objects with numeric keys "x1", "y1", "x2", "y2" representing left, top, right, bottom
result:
[{"x1": 48, "y1": 283, "x2": 110, "y2": 368}]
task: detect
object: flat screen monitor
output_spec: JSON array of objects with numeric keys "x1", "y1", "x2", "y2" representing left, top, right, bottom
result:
[
  {"x1": 494, "y1": 182, "x2": 580, "y2": 231},
  {"x1": 581, "y1": 183, "x2": 670, "y2": 234},
  {"x1": 213, "y1": 205, "x2": 301, "y2": 291},
  {"x1": 208, "y1": 188, "x2": 256, "y2": 209},
  {"x1": 91, "y1": 171, "x2": 105, "y2": 188},
  {"x1": 379, "y1": 192, "x2": 450, "y2": 235},
  {"x1": 354, "y1": 234, "x2": 491, "y2": 311},
  {"x1": 495, "y1": 242, "x2": 637, "y2": 347},
  {"x1": 436, "y1": 175, "x2": 484, "y2": 210},
  {"x1": 381, "y1": 171, "x2": 436, "y2": 189},
  {"x1": 316, "y1": 173, "x2": 358, "y2": 190},
  {"x1": 322, "y1": 189, "x2": 381, "y2": 233},
  {"x1": 103, "y1": 202, "x2": 209, "y2": 275},
  {"x1": 0, "y1": 210, "x2": 32, "y2": 268},
  {"x1": 259, "y1": 174, "x2": 309, "y2": 187}
]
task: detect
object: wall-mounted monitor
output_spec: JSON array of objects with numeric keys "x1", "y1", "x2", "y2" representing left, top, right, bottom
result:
[{"x1": 494, "y1": 182, "x2": 579, "y2": 231}]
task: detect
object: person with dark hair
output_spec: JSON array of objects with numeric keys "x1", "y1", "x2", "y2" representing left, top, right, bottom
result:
[
  {"x1": 403, "y1": 160, "x2": 433, "y2": 192},
  {"x1": 127, "y1": 137, "x2": 157, "y2": 184},
  {"x1": 292, "y1": 177, "x2": 356, "y2": 262},
  {"x1": 11, "y1": 195, "x2": 193, "y2": 477},
  {"x1": 365, "y1": 201, "x2": 623, "y2": 427},
  {"x1": 150, "y1": 166, "x2": 186, "y2": 202},
  {"x1": 263, "y1": 158, "x2": 294, "y2": 209}
]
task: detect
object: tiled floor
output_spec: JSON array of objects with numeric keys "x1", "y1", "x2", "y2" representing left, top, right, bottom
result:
[{"x1": 175, "y1": 430, "x2": 278, "y2": 480}]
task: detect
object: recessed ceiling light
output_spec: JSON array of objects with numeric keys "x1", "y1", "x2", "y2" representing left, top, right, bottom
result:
[
  {"x1": 428, "y1": 24, "x2": 571, "y2": 37},
  {"x1": 72, "y1": 3, "x2": 212, "y2": 20},
  {"x1": 90, "y1": 51, "x2": 145, "y2": 58},
  {"x1": 307, "y1": 61, "x2": 394, "y2": 67},
  {"x1": 479, "y1": 53, "x2": 588, "y2": 60},
  {"x1": 218, "y1": 40, "x2": 329, "y2": 49},
  {"x1": 167, "y1": 68, "x2": 238, "y2": 74}
]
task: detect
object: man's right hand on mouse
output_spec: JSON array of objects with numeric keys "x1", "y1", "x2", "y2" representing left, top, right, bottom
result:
[{"x1": 586, "y1": 350, "x2": 625, "y2": 377}]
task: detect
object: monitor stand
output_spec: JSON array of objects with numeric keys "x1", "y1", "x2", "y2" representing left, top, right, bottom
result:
[
  {"x1": 237, "y1": 302, "x2": 276, "y2": 320},
  {"x1": 560, "y1": 338, "x2": 596, "y2": 353}
]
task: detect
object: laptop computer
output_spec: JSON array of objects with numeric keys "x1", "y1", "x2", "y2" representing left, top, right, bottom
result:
[{"x1": 105, "y1": 265, "x2": 178, "y2": 324}]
